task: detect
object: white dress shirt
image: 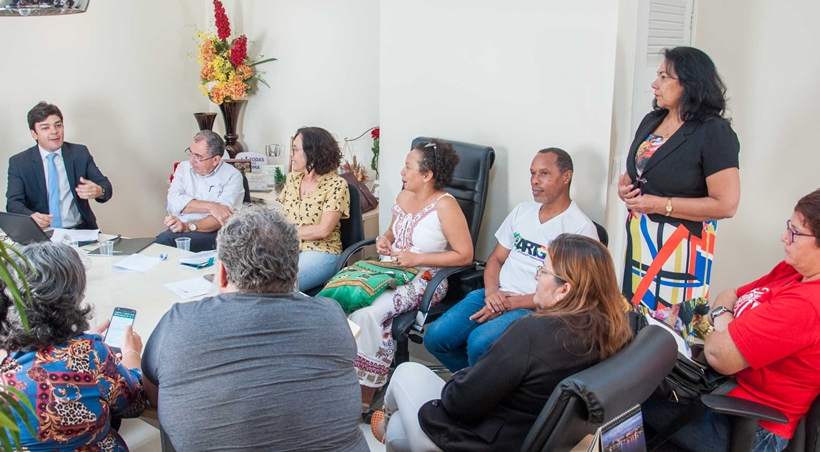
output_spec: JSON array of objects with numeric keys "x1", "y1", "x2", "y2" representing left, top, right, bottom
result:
[
  {"x1": 167, "y1": 160, "x2": 245, "y2": 223},
  {"x1": 39, "y1": 146, "x2": 81, "y2": 228}
]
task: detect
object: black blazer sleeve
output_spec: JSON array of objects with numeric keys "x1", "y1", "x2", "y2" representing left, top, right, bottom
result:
[
  {"x1": 6, "y1": 155, "x2": 34, "y2": 215},
  {"x1": 438, "y1": 318, "x2": 531, "y2": 421}
]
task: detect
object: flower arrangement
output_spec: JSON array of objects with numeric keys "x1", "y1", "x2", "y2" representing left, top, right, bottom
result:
[
  {"x1": 343, "y1": 155, "x2": 369, "y2": 183},
  {"x1": 370, "y1": 127, "x2": 380, "y2": 178},
  {"x1": 195, "y1": 0, "x2": 276, "y2": 105}
]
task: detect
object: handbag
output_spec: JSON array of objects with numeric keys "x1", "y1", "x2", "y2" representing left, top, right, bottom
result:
[
  {"x1": 340, "y1": 171, "x2": 378, "y2": 213},
  {"x1": 630, "y1": 311, "x2": 729, "y2": 403},
  {"x1": 657, "y1": 344, "x2": 730, "y2": 403},
  {"x1": 317, "y1": 260, "x2": 418, "y2": 314}
]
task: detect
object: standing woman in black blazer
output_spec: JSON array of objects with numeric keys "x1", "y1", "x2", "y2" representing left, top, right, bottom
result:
[
  {"x1": 618, "y1": 46, "x2": 740, "y2": 336},
  {"x1": 369, "y1": 234, "x2": 632, "y2": 452}
]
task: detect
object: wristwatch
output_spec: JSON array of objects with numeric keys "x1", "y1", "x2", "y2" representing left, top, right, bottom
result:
[
  {"x1": 188, "y1": 222, "x2": 197, "y2": 232},
  {"x1": 709, "y1": 306, "x2": 734, "y2": 324},
  {"x1": 665, "y1": 198, "x2": 673, "y2": 216}
]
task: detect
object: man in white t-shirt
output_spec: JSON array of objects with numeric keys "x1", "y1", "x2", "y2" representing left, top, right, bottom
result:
[{"x1": 424, "y1": 148, "x2": 598, "y2": 372}]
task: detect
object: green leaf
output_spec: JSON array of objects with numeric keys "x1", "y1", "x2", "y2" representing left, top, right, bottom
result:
[
  {"x1": 249, "y1": 57, "x2": 277, "y2": 67},
  {"x1": 0, "y1": 407, "x2": 18, "y2": 432},
  {"x1": 0, "y1": 391, "x2": 35, "y2": 437},
  {"x1": 0, "y1": 429, "x2": 13, "y2": 452}
]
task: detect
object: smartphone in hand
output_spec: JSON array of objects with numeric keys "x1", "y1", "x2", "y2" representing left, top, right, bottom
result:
[{"x1": 103, "y1": 307, "x2": 137, "y2": 353}]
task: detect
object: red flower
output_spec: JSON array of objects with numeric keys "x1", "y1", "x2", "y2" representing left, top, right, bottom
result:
[
  {"x1": 213, "y1": 0, "x2": 231, "y2": 40},
  {"x1": 371, "y1": 127, "x2": 380, "y2": 139},
  {"x1": 230, "y1": 35, "x2": 248, "y2": 66}
]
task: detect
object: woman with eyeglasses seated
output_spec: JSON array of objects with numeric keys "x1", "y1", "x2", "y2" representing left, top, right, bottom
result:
[
  {"x1": 643, "y1": 189, "x2": 820, "y2": 452},
  {"x1": 346, "y1": 139, "x2": 473, "y2": 414},
  {"x1": 279, "y1": 127, "x2": 350, "y2": 292},
  {"x1": 617, "y1": 46, "x2": 740, "y2": 336},
  {"x1": 369, "y1": 234, "x2": 632, "y2": 452},
  {"x1": 0, "y1": 242, "x2": 147, "y2": 451}
]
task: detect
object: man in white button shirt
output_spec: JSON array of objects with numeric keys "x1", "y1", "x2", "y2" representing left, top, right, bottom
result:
[
  {"x1": 6, "y1": 102, "x2": 112, "y2": 230},
  {"x1": 155, "y1": 130, "x2": 245, "y2": 252}
]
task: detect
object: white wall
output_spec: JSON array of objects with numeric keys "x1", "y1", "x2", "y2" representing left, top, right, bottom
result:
[
  {"x1": 379, "y1": 0, "x2": 619, "y2": 259},
  {"x1": 216, "y1": 0, "x2": 380, "y2": 176},
  {"x1": 0, "y1": 0, "x2": 380, "y2": 237},
  {"x1": 0, "y1": 0, "x2": 206, "y2": 236},
  {"x1": 605, "y1": 0, "x2": 641, "y2": 274},
  {"x1": 694, "y1": 0, "x2": 820, "y2": 293}
]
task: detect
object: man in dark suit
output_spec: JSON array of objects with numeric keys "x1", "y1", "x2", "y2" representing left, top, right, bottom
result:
[{"x1": 6, "y1": 102, "x2": 112, "y2": 230}]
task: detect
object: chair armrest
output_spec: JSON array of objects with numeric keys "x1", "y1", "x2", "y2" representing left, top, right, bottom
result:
[
  {"x1": 412, "y1": 262, "x2": 480, "y2": 331},
  {"x1": 334, "y1": 237, "x2": 377, "y2": 273},
  {"x1": 700, "y1": 394, "x2": 788, "y2": 424}
]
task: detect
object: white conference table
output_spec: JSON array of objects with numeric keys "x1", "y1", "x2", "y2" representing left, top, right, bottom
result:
[{"x1": 82, "y1": 238, "x2": 216, "y2": 339}]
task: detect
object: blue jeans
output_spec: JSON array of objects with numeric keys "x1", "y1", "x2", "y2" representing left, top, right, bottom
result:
[
  {"x1": 642, "y1": 393, "x2": 789, "y2": 452},
  {"x1": 298, "y1": 251, "x2": 339, "y2": 292},
  {"x1": 423, "y1": 289, "x2": 533, "y2": 372}
]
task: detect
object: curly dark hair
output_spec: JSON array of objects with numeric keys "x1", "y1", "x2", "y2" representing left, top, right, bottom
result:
[
  {"x1": 795, "y1": 189, "x2": 820, "y2": 248},
  {"x1": 294, "y1": 127, "x2": 342, "y2": 175},
  {"x1": 0, "y1": 242, "x2": 91, "y2": 352},
  {"x1": 412, "y1": 139, "x2": 460, "y2": 190},
  {"x1": 27, "y1": 101, "x2": 63, "y2": 131},
  {"x1": 652, "y1": 47, "x2": 728, "y2": 122}
]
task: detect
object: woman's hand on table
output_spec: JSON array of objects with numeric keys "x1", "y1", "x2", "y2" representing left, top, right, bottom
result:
[
  {"x1": 618, "y1": 173, "x2": 640, "y2": 202},
  {"x1": 376, "y1": 236, "x2": 392, "y2": 256},
  {"x1": 624, "y1": 193, "x2": 665, "y2": 215}
]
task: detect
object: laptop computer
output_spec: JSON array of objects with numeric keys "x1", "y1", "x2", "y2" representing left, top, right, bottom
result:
[{"x1": 0, "y1": 212, "x2": 53, "y2": 244}]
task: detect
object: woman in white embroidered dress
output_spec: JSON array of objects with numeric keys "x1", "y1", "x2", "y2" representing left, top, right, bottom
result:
[{"x1": 351, "y1": 139, "x2": 474, "y2": 412}]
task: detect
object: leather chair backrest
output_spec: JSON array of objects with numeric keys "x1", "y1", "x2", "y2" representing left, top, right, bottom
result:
[
  {"x1": 521, "y1": 325, "x2": 678, "y2": 452},
  {"x1": 340, "y1": 182, "x2": 364, "y2": 250},
  {"x1": 411, "y1": 137, "x2": 495, "y2": 248},
  {"x1": 593, "y1": 221, "x2": 609, "y2": 247},
  {"x1": 784, "y1": 393, "x2": 820, "y2": 452},
  {"x1": 241, "y1": 173, "x2": 251, "y2": 204}
]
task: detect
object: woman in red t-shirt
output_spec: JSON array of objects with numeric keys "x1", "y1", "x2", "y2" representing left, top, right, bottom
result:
[{"x1": 644, "y1": 189, "x2": 820, "y2": 452}]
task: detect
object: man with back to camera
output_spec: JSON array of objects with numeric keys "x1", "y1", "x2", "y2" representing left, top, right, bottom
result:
[
  {"x1": 423, "y1": 148, "x2": 600, "y2": 372},
  {"x1": 6, "y1": 101, "x2": 112, "y2": 230},
  {"x1": 155, "y1": 130, "x2": 244, "y2": 252},
  {"x1": 142, "y1": 206, "x2": 369, "y2": 451}
]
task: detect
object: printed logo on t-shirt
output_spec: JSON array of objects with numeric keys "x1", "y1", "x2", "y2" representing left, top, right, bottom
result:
[
  {"x1": 733, "y1": 287, "x2": 769, "y2": 318},
  {"x1": 513, "y1": 232, "x2": 548, "y2": 262}
]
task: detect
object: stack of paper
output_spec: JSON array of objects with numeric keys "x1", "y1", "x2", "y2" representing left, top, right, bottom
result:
[
  {"x1": 51, "y1": 228, "x2": 99, "y2": 244},
  {"x1": 179, "y1": 251, "x2": 217, "y2": 268},
  {"x1": 164, "y1": 277, "x2": 215, "y2": 299},
  {"x1": 112, "y1": 254, "x2": 163, "y2": 273}
]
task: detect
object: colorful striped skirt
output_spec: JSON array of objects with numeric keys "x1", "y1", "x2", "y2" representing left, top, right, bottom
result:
[{"x1": 622, "y1": 213, "x2": 716, "y2": 339}]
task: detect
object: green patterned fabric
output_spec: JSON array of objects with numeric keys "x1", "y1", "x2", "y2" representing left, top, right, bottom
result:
[{"x1": 318, "y1": 260, "x2": 419, "y2": 314}]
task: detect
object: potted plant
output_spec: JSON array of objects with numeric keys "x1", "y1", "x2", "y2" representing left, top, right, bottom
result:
[
  {"x1": 273, "y1": 166, "x2": 286, "y2": 193},
  {"x1": 0, "y1": 242, "x2": 36, "y2": 450}
]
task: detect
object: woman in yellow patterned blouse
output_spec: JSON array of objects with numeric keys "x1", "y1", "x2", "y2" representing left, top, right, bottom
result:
[{"x1": 280, "y1": 127, "x2": 350, "y2": 291}]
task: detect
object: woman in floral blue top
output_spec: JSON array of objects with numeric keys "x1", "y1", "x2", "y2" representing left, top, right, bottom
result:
[{"x1": 0, "y1": 242, "x2": 147, "y2": 451}]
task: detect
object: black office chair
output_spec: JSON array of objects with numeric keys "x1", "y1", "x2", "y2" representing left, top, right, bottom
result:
[
  {"x1": 520, "y1": 325, "x2": 678, "y2": 452},
  {"x1": 593, "y1": 221, "x2": 608, "y2": 247},
  {"x1": 241, "y1": 173, "x2": 251, "y2": 204},
  {"x1": 302, "y1": 182, "x2": 364, "y2": 296},
  {"x1": 648, "y1": 389, "x2": 818, "y2": 452},
  {"x1": 335, "y1": 137, "x2": 495, "y2": 365}
]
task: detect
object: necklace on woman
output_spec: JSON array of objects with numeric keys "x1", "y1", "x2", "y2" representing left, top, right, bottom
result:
[
  {"x1": 300, "y1": 175, "x2": 318, "y2": 198},
  {"x1": 656, "y1": 115, "x2": 684, "y2": 138}
]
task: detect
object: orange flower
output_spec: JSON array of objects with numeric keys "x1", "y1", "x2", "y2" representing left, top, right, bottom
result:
[
  {"x1": 210, "y1": 84, "x2": 227, "y2": 105},
  {"x1": 236, "y1": 64, "x2": 253, "y2": 81}
]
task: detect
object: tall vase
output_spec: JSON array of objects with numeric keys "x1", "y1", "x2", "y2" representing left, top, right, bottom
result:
[
  {"x1": 218, "y1": 100, "x2": 246, "y2": 158},
  {"x1": 193, "y1": 112, "x2": 217, "y2": 131}
]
